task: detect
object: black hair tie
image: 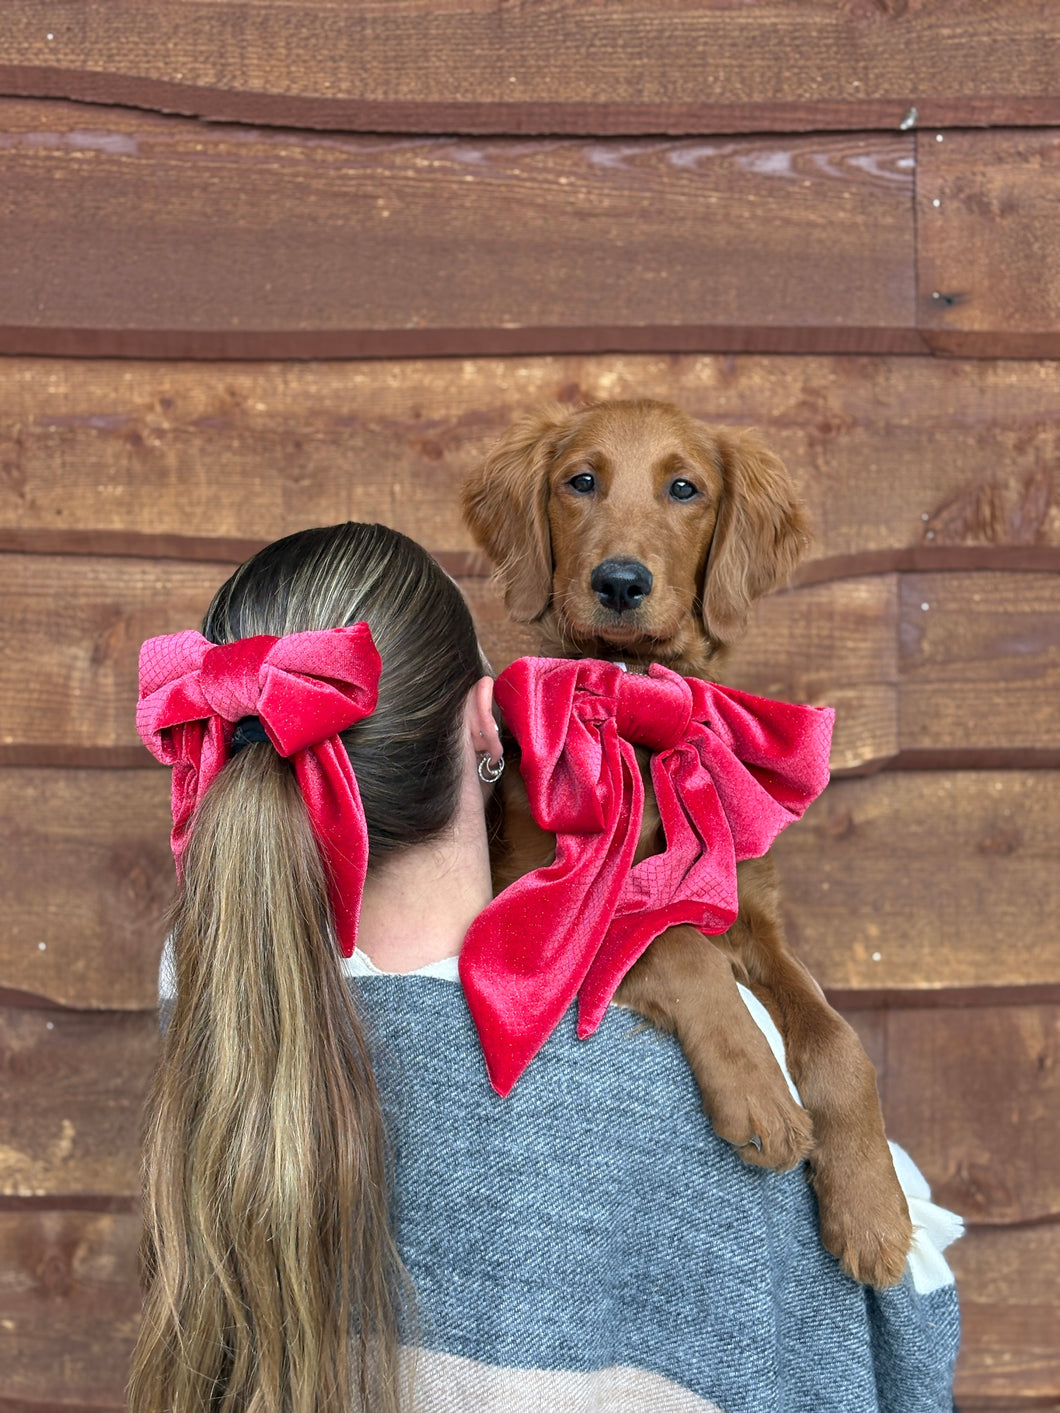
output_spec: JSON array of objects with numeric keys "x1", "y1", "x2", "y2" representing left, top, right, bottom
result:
[{"x1": 231, "y1": 716, "x2": 271, "y2": 754}]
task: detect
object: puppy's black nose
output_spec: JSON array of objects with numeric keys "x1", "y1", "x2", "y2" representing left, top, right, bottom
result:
[{"x1": 590, "y1": 558, "x2": 653, "y2": 614}]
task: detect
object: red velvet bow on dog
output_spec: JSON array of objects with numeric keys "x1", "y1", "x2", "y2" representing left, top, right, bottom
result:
[
  {"x1": 460, "y1": 658, "x2": 835, "y2": 1096},
  {"x1": 136, "y1": 625, "x2": 381, "y2": 958}
]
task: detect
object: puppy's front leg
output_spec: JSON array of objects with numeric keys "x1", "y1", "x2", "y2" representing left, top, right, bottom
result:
[
  {"x1": 616, "y1": 926, "x2": 814, "y2": 1172},
  {"x1": 719, "y1": 867, "x2": 913, "y2": 1287}
]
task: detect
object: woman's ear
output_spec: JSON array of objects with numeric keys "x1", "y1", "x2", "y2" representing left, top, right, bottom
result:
[
  {"x1": 700, "y1": 429, "x2": 810, "y2": 650},
  {"x1": 466, "y1": 674, "x2": 502, "y2": 763},
  {"x1": 462, "y1": 406, "x2": 573, "y2": 622}
]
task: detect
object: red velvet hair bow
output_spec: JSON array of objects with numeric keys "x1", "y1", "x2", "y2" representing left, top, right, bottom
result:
[
  {"x1": 136, "y1": 625, "x2": 381, "y2": 958},
  {"x1": 459, "y1": 657, "x2": 835, "y2": 1096}
]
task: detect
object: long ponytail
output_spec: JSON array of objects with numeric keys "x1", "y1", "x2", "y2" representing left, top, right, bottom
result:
[
  {"x1": 130, "y1": 749, "x2": 405, "y2": 1413},
  {"x1": 129, "y1": 523, "x2": 483, "y2": 1413}
]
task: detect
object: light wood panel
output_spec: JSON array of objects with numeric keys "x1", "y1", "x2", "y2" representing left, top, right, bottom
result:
[
  {"x1": 0, "y1": 768, "x2": 171, "y2": 1010},
  {"x1": 1, "y1": 1222, "x2": 1055, "y2": 1413},
  {"x1": 3, "y1": 355, "x2": 1058, "y2": 572},
  {"x1": 3, "y1": 1001, "x2": 1052, "y2": 1223},
  {"x1": 0, "y1": 100, "x2": 918, "y2": 358},
  {"x1": 0, "y1": 1, "x2": 1056, "y2": 134},
  {"x1": 0, "y1": 1190, "x2": 1056, "y2": 1412},
  {"x1": 725, "y1": 575, "x2": 900, "y2": 772},
  {"x1": 919, "y1": 128, "x2": 1060, "y2": 358},
  {"x1": 0, "y1": 553, "x2": 233, "y2": 765},
  {"x1": 722, "y1": 570, "x2": 1060, "y2": 771},
  {"x1": 873, "y1": 1005, "x2": 1059, "y2": 1226},
  {"x1": 898, "y1": 572, "x2": 1060, "y2": 761}
]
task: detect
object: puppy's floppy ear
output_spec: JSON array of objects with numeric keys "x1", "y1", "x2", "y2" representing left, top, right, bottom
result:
[
  {"x1": 462, "y1": 404, "x2": 572, "y2": 622},
  {"x1": 701, "y1": 429, "x2": 809, "y2": 649}
]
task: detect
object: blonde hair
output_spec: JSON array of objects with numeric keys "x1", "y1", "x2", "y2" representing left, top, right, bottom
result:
[{"x1": 129, "y1": 524, "x2": 482, "y2": 1413}]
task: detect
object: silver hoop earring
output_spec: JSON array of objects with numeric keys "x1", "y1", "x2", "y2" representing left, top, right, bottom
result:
[{"x1": 477, "y1": 752, "x2": 505, "y2": 784}]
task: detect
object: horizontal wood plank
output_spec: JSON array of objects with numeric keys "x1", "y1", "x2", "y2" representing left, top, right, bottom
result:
[
  {"x1": 0, "y1": 100, "x2": 918, "y2": 358},
  {"x1": 3, "y1": 766, "x2": 1057, "y2": 1011},
  {"x1": 725, "y1": 575, "x2": 900, "y2": 772},
  {"x1": 0, "y1": 1210, "x2": 138, "y2": 1411},
  {"x1": 3, "y1": 1002, "x2": 1053, "y2": 1231},
  {"x1": 0, "y1": 1224, "x2": 1056, "y2": 1413},
  {"x1": 0, "y1": 769, "x2": 171, "y2": 1011},
  {"x1": 0, "y1": 1008, "x2": 155, "y2": 1199},
  {"x1": 0, "y1": 554, "x2": 233, "y2": 759},
  {"x1": 844, "y1": 1004, "x2": 1059, "y2": 1227},
  {"x1": 1, "y1": 1208, "x2": 1057, "y2": 1412},
  {"x1": 3, "y1": 556, "x2": 1058, "y2": 774},
  {"x1": 899, "y1": 572, "x2": 1060, "y2": 760},
  {"x1": 919, "y1": 129, "x2": 1060, "y2": 358},
  {"x1": 949, "y1": 1223, "x2": 1060, "y2": 1408},
  {"x1": 776, "y1": 771, "x2": 1060, "y2": 999},
  {"x1": 2, "y1": 1227, "x2": 1058, "y2": 1413},
  {"x1": 724, "y1": 570, "x2": 1060, "y2": 771},
  {"x1": 0, "y1": 2, "x2": 1056, "y2": 134},
  {"x1": 2, "y1": 355, "x2": 1058, "y2": 573},
  {"x1": 1, "y1": 1008, "x2": 1054, "y2": 1402}
]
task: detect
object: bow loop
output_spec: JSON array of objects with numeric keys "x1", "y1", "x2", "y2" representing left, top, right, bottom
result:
[
  {"x1": 497, "y1": 658, "x2": 620, "y2": 834},
  {"x1": 136, "y1": 630, "x2": 214, "y2": 762},
  {"x1": 257, "y1": 626, "x2": 381, "y2": 755}
]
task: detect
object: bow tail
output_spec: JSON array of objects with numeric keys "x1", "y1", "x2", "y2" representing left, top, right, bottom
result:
[
  {"x1": 292, "y1": 740, "x2": 369, "y2": 959},
  {"x1": 460, "y1": 749, "x2": 644, "y2": 1097},
  {"x1": 168, "y1": 719, "x2": 228, "y2": 874},
  {"x1": 576, "y1": 751, "x2": 740, "y2": 1037}
]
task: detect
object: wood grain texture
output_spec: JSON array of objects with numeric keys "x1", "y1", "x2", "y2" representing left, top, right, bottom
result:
[
  {"x1": 0, "y1": 1223, "x2": 1056, "y2": 1413},
  {"x1": 0, "y1": 769, "x2": 171, "y2": 1010},
  {"x1": 3, "y1": 555, "x2": 1058, "y2": 774},
  {"x1": 871, "y1": 1005, "x2": 1059, "y2": 1226},
  {"x1": 1, "y1": 1001, "x2": 1052, "y2": 1227},
  {"x1": 0, "y1": 100, "x2": 918, "y2": 359},
  {"x1": 776, "y1": 771, "x2": 1060, "y2": 998},
  {"x1": 0, "y1": 1008, "x2": 155, "y2": 1199},
  {"x1": 0, "y1": 553, "x2": 233, "y2": 762},
  {"x1": 949, "y1": 1223, "x2": 1060, "y2": 1407},
  {"x1": 0, "y1": 1209, "x2": 138, "y2": 1411},
  {"x1": 725, "y1": 570, "x2": 1060, "y2": 771},
  {"x1": 841, "y1": 1004, "x2": 1058, "y2": 1249},
  {"x1": 725, "y1": 575, "x2": 900, "y2": 772},
  {"x1": 919, "y1": 129, "x2": 1060, "y2": 357},
  {"x1": 0, "y1": 1, "x2": 1057, "y2": 133},
  {"x1": 2, "y1": 355, "x2": 1057, "y2": 573},
  {"x1": 899, "y1": 572, "x2": 1060, "y2": 760},
  {"x1": 2, "y1": 765, "x2": 1057, "y2": 1012}
]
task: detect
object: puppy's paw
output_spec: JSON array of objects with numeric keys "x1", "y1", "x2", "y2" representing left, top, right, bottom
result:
[
  {"x1": 814, "y1": 1160, "x2": 914, "y2": 1288},
  {"x1": 705, "y1": 1077, "x2": 815, "y2": 1173}
]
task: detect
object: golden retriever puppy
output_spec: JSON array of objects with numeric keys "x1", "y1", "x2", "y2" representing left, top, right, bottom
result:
[{"x1": 464, "y1": 398, "x2": 912, "y2": 1288}]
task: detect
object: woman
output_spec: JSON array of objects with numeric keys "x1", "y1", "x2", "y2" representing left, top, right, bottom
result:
[{"x1": 132, "y1": 521, "x2": 961, "y2": 1413}]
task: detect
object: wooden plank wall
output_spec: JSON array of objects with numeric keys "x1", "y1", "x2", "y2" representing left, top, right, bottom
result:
[{"x1": 0, "y1": 5, "x2": 1057, "y2": 1409}]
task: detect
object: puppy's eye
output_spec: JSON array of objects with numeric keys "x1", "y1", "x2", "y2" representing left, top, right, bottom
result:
[
  {"x1": 669, "y1": 478, "x2": 700, "y2": 502},
  {"x1": 568, "y1": 471, "x2": 596, "y2": 494}
]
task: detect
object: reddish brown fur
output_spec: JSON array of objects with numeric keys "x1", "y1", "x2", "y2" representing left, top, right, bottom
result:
[{"x1": 464, "y1": 399, "x2": 912, "y2": 1288}]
